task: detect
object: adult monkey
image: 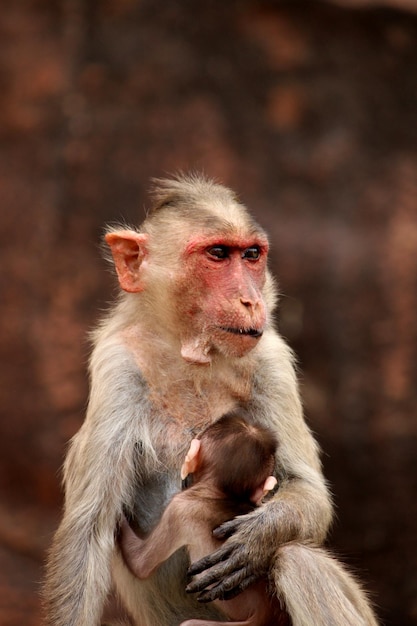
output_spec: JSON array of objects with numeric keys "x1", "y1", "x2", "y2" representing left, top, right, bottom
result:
[{"x1": 44, "y1": 174, "x2": 376, "y2": 625}]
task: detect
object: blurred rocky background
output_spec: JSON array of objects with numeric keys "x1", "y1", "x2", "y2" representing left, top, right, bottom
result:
[{"x1": 0, "y1": 0, "x2": 416, "y2": 624}]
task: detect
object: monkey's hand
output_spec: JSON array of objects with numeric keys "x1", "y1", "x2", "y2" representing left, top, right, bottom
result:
[{"x1": 186, "y1": 505, "x2": 280, "y2": 602}]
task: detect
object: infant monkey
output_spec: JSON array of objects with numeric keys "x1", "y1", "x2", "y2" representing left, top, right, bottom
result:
[{"x1": 119, "y1": 413, "x2": 288, "y2": 626}]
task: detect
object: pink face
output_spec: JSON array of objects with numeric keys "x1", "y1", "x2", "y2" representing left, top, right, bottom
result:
[{"x1": 176, "y1": 233, "x2": 269, "y2": 361}]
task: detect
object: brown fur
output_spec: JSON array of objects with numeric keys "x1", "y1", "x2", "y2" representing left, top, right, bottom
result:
[
  {"x1": 43, "y1": 174, "x2": 378, "y2": 626},
  {"x1": 119, "y1": 413, "x2": 288, "y2": 626}
]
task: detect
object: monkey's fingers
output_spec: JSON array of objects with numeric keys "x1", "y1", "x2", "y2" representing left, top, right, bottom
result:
[
  {"x1": 186, "y1": 563, "x2": 227, "y2": 595},
  {"x1": 196, "y1": 569, "x2": 259, "y2": 603},
  {"x1": 187, "y1": 544, "x2": 256, "y2": 596},
  {"x1": 212, "y1": 517, "x2": 242, "y2": 540},
  {"x1": 187, "y1": 544, "x2": 234, "y2": 578}
]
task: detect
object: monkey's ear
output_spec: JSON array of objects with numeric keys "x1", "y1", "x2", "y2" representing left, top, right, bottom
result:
[
  {"x1": 180, "y1": 439, "x2": 201, "y2": 480},
  {"x1": 105, "y1": 230, "x2": 149, "y2": 293},
  {"x1": 250, "y1": 475, "x2": 278, "y2": 505}
]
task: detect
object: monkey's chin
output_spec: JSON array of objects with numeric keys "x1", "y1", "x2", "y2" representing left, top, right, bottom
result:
[
  {"x1": 180, "y1": 330, "x2": 261, "y2": 364},
  {"x1": 215, "y1": 328, "x2": 263, "y2": 359}
]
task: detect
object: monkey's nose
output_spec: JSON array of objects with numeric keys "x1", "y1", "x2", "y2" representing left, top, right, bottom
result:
[{"x1": 239, "y1": 296, "x2": 261, "y2": 310}]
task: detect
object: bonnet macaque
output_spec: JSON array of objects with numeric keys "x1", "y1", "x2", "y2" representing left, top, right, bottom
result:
[{"x1": 44, "y1": 174, "x2": 378, "y2": 625}]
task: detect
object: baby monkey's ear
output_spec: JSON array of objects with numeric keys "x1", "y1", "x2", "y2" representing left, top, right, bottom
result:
[
  {"x1": 250, "y1": 476, "x2": 278, "y2": 505},
  {"x1": 180, "y1": 439, "x2": 201, "y2": 480}
]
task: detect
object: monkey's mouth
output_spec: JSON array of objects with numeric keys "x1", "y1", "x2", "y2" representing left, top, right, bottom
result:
[{"x1": 220, "y1": 327, "x2": 263, "y2": 338}]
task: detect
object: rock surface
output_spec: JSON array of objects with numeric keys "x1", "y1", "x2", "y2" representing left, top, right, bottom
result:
[{"x1": 0, "y1": 1, "x2": 416, "y2": 623}]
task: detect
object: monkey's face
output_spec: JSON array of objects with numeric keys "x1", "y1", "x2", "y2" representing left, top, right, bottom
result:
[
  {"x1": 176, "y1": 234, "x2": 269, "y2": 364},
  {"x1": 104, "y1": 224, "x2": 270, "y2": 364}
]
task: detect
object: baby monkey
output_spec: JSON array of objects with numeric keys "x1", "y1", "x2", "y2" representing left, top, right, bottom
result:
[{"x1": 119, "y1": 413, "x2": 288, "y2": 626}]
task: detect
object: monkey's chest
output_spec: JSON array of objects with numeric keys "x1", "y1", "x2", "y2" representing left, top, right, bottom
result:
[
  {"x1": 130, "y1": 365, "x2": 253, "y2": 535},
  {"x1": 130, "y1": 421, "x2": 199, "y2": 536},
  {"x1": 146, "y1": 371, "x2": 251, "y2": 429},
  {"x1": 130, "y1": 471, "x2": 180, "y2": 537}
]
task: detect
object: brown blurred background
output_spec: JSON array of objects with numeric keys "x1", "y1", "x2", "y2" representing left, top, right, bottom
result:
[{"x1": 1, "y1": 0, "x2": 416, "y2": 624}]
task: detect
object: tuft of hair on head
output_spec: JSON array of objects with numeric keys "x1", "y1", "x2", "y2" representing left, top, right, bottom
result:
[
  {"x1": 148, "y1": 172, "x2": 238, "y2": 213},
  {"x1": 198, "y1": 412, "x2": 277, "y2": 501},
  {"x1": 143, "y1": 172, "x2": 268, "y2": 243}
]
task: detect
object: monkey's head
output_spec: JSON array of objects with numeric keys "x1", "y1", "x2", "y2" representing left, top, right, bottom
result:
[
  {"x1": 105, "y1": 174, "x2": 277, "y2": 364},
  {"x1": 181, "y1": 413, "x2": 278, "y2": 504}
]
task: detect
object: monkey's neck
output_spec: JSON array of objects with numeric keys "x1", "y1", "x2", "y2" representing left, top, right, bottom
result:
[
  {"x1": 114, "y1": 317, "x2": 257, "y2": 426},
  {"x1": 188, "y1": 483, "x2": 254, "y2": 523}
]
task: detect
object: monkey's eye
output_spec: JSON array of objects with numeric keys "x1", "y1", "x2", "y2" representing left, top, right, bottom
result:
[
  {"x1": 242, "y1": 246, "x2": 261, "y2": 260},
  {"x1": 207, "y1": 245, "x2": 229, "y2": 260}
]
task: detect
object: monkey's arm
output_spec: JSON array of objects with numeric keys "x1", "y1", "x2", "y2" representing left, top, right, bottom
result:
[
  {"x1": 119, "y1": 496, "x2": 187, "y2": 579},
  {"x1": 187, "y1": 334, "x2": 333, "y2": 602},
  {"x1": 44, "y1": 345, "x2": 150, "y2": 626}
]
